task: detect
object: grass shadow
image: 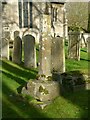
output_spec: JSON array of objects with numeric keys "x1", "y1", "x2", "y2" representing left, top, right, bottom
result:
[
  {"x1": 81, "y1": 49, "x2": 87, "y2": 53},
  {"x1": 2, "y1": 60, "x2": 37, "y2": 80},
  {"x1": 80, "y1": 58, "x2": 90, "y2": 62},
  {"x1": 2, "y1": 60, "x2": 38, "y2": 94},
  {"x1": 2, "y1": 81, "x2": 48, "y2": 119}
]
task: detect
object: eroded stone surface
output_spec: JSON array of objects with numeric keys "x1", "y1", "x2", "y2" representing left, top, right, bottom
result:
[
  {"x1": 1, "y1": 31, "x2": 10, "y2": 60},
  {"x1": 22, "y1": 80, "x2": 60, "y2": 102},
  {"x1": 68, "y1": 31, "x2": 80, "y2": 60},
  {"x1": 12, "y1": 31, "x2": 22, "y2": 64},
  {"x1": 51, "y1": 36, "x2": 65, "y2": 73},
  {"x1": 38, "y1": 14, "x2": 52, "y2": 77},
  {"x1": 23, "y1": 34, "x2": 36, "y2": 68}
]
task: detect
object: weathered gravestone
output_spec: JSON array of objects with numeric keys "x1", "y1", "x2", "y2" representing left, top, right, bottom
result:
[
  {"x1": 1, "y1": 31, "x2": 10, "y2": 60},
  {"x1": 87, "y1": 37, "x2": 90, "y2": 53},
  {"x1": 12, "y1": 31, "x2": 22, "y2": 64},
  {"x1": 68, "y1": 31, "x2": 80, "y2": 61},
  {"x1": 22, "y1": 14, "x2": 60, "y2": 108},
  {"x1": 51, "y1": 36, "x2": 65, "y2": 73},
  {"x1": 23, "y1": 34, "x2": 36, "y2": 68},
  {"x1": 38, "y1": 35, "x2": 52, "y2": 77}
]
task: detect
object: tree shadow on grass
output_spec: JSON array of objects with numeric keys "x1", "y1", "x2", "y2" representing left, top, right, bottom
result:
[
  {"x1": 2, "y1": 71, "x2": 27, "y2": 94},
  {"x1": 2, "y1": 60, "x2": 38, "y2": 79},
  {"x1": 80, "y1": 58, "x2": 90, "y2": 62},
  {"x1": 2, "y1": 60, "x2": 37, "y2": 94},
  {"x1": 2, "y1": 81, "x2": 47, "y2": 119},
  {"x1": 81, "y1": 49, "x2": 87, "y2": 53}
]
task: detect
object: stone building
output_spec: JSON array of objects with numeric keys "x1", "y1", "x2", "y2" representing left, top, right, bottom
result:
[{"x1": 2, "y1": 1, "x2": 66, "y2": 43}]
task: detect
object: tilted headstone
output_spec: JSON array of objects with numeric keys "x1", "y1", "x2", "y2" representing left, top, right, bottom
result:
[
  {"x1": 51, "y1": 36, "x2": 65, "y2": 73},
  {"x1": 24, "y1": 34, "x2": 36, "y2": 68},
  {"x1": 12, "y1": 31, "x2": 22, "y2": 64},
  {"x1": 1, "y1": 31, "x2": 10, "y2": 60},
  {"x1": 68, "y1": 31, "x2": 80, "y2": 61}
]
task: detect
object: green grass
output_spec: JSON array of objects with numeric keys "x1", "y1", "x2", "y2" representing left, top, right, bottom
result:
[
  {"x1": 1, "y1": 45, "x2": 90, "y2": 118},
  {"x1": 65, "y1": 45, "x2": 88, "y2": 74}
]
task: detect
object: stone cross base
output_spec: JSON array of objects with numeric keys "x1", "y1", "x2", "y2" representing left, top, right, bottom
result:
[{"x1": 22, "y1": 79, "x2": 60, "y2": 108}]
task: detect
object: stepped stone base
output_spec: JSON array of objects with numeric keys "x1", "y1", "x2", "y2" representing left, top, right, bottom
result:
[{"x1": 22, "y1": 79, "x2": 60, "y2": 103}]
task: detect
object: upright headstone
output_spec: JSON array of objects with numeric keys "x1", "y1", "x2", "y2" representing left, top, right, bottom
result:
[
  {"x1": 1, "y1": 31, "x2": 10, "y2": 60},
  {"x1": 68, "y1": 31, "x2": 80, "y2": 61},
  {"x1": 12, "y1": 31, "x2": 22, "y2": 64},
  {"x1": 51, "y1": 36, "x2": 65, "y2": 73},
  {"x1": 24, "y1": 34, "x2": 36, "y2": 68},
  {"x1": 87, "y1": 37, "x2": 90, "y2": 54},
  {"x1": 38, "y1": 14, "x2": 52, "y2": 78}
]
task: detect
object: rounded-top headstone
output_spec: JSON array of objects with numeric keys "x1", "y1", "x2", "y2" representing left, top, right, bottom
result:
[
  {"x1": 12, "y1": 31, "x2": 22, "y2": 64},
  {"x1": 23, "y1": 34, "x2": 36, "y2": 68}
]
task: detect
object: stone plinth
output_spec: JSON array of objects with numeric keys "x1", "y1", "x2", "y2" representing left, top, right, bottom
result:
[
  {"x1": 68, "y1": 31, "x2": 80, "y2": 60},
  {"x1": 23, "y1": 34, "x2": 36, "y2": 68},
  {"x1": 22, "y1": 80, "x2": 60, "y2": 102},
  {"x1": 51, "y1": 36, "x2": 65, "y2": 73},
  {"x1": 12, "y1": 31, "x2": 22, "y2": 64}
]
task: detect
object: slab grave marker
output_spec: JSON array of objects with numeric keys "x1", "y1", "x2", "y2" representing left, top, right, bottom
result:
[
  {"x1": 51, "y1": 36, "x2": 65, "y2": 73},
  {"x1": 1, "y1": 31, "x2": 10, "y2": 60},
  {"x1": 68, "y1": 31, "x2": 80, "y2": 61},
  {"x1": 23, "y1": 34, "x2": 36, "y2": 68},
  {"x1": 12, "y1": 31, "x2": 22, "y2": 64}
]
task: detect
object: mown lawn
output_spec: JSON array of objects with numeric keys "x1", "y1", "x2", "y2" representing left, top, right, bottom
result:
[{"x1": 1, "y1": 46, "x2": 90, "y2": 119}]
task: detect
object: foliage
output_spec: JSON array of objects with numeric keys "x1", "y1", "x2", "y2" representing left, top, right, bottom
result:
[{"x1": 65, "y1": 2, "x2": 88, "y2": 31}]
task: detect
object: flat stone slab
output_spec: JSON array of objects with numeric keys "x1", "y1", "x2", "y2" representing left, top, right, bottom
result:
[{"x1": 22, "y1": 80, "x2": 60, "y2": 102}]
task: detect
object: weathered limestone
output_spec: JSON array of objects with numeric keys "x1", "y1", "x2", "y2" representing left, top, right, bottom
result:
[
  {"x1": 38, "y1": 15, "x2": 52, "y2": 77},
  {"x1": 1, "y1": 31, "x2": 10, "y2": 60},
  {"x1": 51, "y1": 36, "x2": 65, "y2": 73},
  {"x1": 23, "y1": 34, "x2": 36, "y2": 68},
  {"x1": 68, "y1": 31, "x2": 80, "y2": 61},
  {"x1": 38, "y1": 35, "x2": 52, "y2": 77},
  {"x1": 22, "y1": 80, "x2": 60, "y2": 102},
  {"x1": 12, "y1": 31, "x2": 22, "y2": 64}
]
